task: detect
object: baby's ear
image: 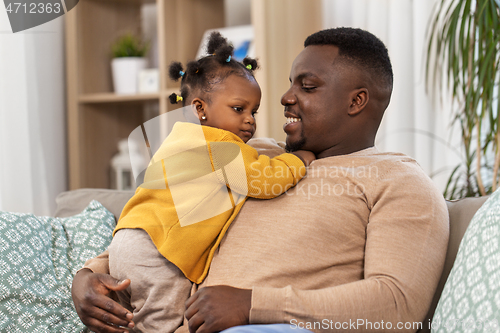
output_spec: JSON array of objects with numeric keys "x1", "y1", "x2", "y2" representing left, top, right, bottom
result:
[
  {"x1": 191, "y1": 98, "x2": 206, "y2": 121},
  {"x1": 192, "y1": 98, "x2": 204, "y2": 112}
]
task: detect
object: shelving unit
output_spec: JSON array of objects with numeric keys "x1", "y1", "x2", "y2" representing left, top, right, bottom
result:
[
  {"x1": 65, "y1": 0, "x2": 224, "y2": 189},
  {"x1": 65, "y1": 0, "x2": 321, "y2": 190}
]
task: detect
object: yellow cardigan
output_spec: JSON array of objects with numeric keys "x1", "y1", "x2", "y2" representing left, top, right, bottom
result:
[{"x1": 114, "y1": 122, "x2": 306, "y2": 283}]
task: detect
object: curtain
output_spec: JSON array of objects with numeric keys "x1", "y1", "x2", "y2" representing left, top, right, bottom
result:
[
  {"x1": 0, "y1": 9, "x2": 66, "y2": 215},
  {"x1": 322, "y1": 0, "x2": 461, "y2": 192}
]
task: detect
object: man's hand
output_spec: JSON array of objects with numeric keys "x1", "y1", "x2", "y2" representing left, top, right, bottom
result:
[
  {"x1": 184, "y1": 286, "x2": 252, "y2": 333},
  {"x1": 71, "y1": 269, "x2": 135, "y2": 333}
]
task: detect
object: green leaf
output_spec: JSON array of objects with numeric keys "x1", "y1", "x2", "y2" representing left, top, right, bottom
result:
[
  {"x1": 111, "y1": 33, "x2": 150, "y2": 58},
  {"x1": 426, "y1": 0, "x2": 500, "y2": 197}
]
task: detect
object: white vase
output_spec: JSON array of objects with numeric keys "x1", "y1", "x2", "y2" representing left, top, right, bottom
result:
[{"x1": 111, "y1": 57, "x2": 147, "y2": 95}]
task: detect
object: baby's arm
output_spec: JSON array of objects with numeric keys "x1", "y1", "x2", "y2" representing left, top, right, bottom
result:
[
  {"x1": 239, "y1": 146, "x2": 311, "y2": 199},
  {"x1": 245, "y1": 152, "x2": 308, "y2": 199},
  {"x1": 208, "y1": 140, "x2": 312, "y2": 199},
  {"x1": 291, "y1": 150, "x2": 316, "y2": 166}
]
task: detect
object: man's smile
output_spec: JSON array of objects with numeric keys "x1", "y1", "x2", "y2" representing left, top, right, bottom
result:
[{"x1": 283, "y1": 115, "x2": 302, "y2": 132}]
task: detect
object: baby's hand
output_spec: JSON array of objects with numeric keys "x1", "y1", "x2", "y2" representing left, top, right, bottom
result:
[{"x1": 292, "y1": 150, "x2": 316, "y2": 166}]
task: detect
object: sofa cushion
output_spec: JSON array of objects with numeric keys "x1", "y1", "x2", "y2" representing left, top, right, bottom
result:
[
  {"x1": 0, "y1": 200, "x2": 115, "y2": 332},
  {"x1": 431, "y1": 190, "x2": 500, "y2": 332},
  {"x1": 54, "y1": 188, "x2": 134, "y2": 219}
]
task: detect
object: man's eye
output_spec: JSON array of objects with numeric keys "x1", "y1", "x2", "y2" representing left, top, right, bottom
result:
[
  {"x1": 232, "y1": 107, "x2": 243, "y2": 112},
  {"x1": 302, "y1": 86, "x2": 316, "y2": 91}
]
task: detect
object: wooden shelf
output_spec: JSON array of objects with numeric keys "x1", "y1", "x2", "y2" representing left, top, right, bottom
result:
[
  {"x1": 94, "y1": 0, "x2": 155, "y2": 4},
  {"x1": 66, "y1": 0, "x2": 225, "y2": 190},
  {"x1": 79, "y1": 92, "x2": 160, "y2": 104}
]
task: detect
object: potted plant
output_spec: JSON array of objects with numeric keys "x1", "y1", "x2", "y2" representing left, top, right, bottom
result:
[
  {"x1": 111, "y1": 33, "x2": 150, "y2": 94},
  {"x1": 426, "y1": 0, "x2": 500, "y2": 199}
]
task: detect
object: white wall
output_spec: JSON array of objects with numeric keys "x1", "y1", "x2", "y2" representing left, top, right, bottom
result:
[
  {"x1": 0, "y1": 8, "x2": 66, "y2": 215},
  {"x1": 321, "y1": 0, "x2": 461, "y2": 191}
]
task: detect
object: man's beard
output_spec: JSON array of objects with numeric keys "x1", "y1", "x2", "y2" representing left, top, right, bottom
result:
[{"x1": 285, "y1": 136, "x2": 306, "y2": 152}]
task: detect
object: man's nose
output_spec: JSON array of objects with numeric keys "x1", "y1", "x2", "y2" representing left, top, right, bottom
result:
[{"x1": 281, "y1": 88, "x2": 296, "y2": 106}]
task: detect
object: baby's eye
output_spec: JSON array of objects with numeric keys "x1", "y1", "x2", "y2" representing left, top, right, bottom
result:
[
  {"x1": 252, "y1": 110, "x2": 258, "y2": 117},
  {"x1": 232, "y1": 107, "x2": 243, "y2": 112}
]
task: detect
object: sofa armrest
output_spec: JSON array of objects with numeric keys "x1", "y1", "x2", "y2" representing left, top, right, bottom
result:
[{"x1": 419, "y1": 195, "x2": 489, "y2": 332}]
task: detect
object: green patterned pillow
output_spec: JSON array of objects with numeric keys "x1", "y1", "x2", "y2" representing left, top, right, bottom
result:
[
  {"x1": 0, "y1": 200, "x2": 115, "y2": 332},
  {"x1": 432, "y1": 190, "x2": 500, "y2": 332}
]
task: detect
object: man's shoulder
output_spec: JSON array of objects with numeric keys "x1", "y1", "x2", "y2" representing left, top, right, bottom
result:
[
  {"x1": 360, "y1": 151, "x2": 441, "y2": 197},
  {"x1": 351, "y1": 148, "x2": 420, "y2": 168},
  {"x1": 331, "y1": 148, "x2": 430, "y2": 184},
  {"x1": 350, "y1": 149, "x2": 445, "y2": 207},
  {"x1": 369, "y1": 150, "x2": 429, "y2": 179},
  {"x1": 323, "y1": 147, "x2": 421, "y2": 171},
  {"x1": 350, "y1": 147, "x2": 417, "y2": 162}
]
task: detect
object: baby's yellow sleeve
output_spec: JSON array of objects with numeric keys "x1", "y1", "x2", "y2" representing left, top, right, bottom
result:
[{"x1": 207, "y1": 140, "x2": 307, "y2": 199}]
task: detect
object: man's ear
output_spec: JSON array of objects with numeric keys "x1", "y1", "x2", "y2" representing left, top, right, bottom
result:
[
  {"x1": 348, "y1": 88, "x2": 369, "y2": 116},
  {"x1": 191, "y1": 98, "x2": 207, "y2": 121}
]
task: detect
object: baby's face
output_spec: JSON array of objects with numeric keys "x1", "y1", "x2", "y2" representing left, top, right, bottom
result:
[{"x1": 202, "y1": 75, "x2": 261, "y2": 143}]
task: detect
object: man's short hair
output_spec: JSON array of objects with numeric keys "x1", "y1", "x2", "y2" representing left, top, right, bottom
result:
[{"x1": 304, "y1": 27, "x2": 393, "y2": 91}]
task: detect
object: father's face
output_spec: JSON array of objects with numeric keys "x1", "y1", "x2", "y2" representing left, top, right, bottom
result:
[{"x1": 282, "y1": 45, "x2": 355, "y2": 156}]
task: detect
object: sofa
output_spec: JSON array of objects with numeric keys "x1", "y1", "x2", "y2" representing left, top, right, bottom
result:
[
  {"x1": 52, "y1": 188, "x2": 492, "y2": 333},
  {"x1": 0, "y1": 186, "x2": 493, "y2": 332}
]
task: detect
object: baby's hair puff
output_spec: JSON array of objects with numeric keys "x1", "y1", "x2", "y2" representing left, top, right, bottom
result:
[
  {"x1": 242, "y1": 57, "x2": 258, "y2": 72},
  {"x1": 168, "y1": 62, "x2": 185, "y2": 81},
  {"x1": 167, "y1": 31, "x2": 259, "y2": 106},
  {"x1": 168, "y1": 92, "x2": 183, "y2": 104},
  {"x1": 206, "y1": 31, "x2": 228, "y2": 55}
]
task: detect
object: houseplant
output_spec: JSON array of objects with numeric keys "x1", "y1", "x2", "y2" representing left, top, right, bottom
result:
[
  {"x1": 111, "y1": 33, "x2": 150, "y2": 94},
  {"x1": 426, "y1": 0, "x2": 500, "y2": 199}
]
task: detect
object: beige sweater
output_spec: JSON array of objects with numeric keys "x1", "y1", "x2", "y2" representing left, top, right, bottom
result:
[{"x1": 85, "y1": 140, "x2": 449, "y2": 333}]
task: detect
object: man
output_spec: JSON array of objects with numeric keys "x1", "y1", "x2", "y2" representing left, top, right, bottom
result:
[{"x1": 72, "y1": 28, "x2": 449, "y2": 333}]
